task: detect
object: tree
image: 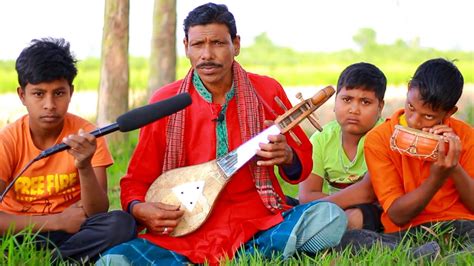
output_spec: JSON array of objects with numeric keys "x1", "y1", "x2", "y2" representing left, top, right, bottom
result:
[
  {"x1": 97, "y1": 0, "x2": 130, "y2": 145},
  {"x1": 352, "y1": 28, "x2": 377, "y2": 51},
  {"x1": 148, "y1": 0, "x2": 177, "y2": 96},
  {"x1": 254, "y1": 32, "x2": 276, "y2": 49}
]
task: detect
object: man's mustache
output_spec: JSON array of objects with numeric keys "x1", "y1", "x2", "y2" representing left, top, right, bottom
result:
[{"x1": 196, "y1": 62, "x2": 223, "y2": 68}]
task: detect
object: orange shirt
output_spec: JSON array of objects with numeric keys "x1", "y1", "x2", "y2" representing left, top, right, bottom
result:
[
  {"x1": 0, "y1": 113, "x2": 113, "y2": 215},
  {"x1": 365, "y1": 109, "x2": 474, "y2": 233}
]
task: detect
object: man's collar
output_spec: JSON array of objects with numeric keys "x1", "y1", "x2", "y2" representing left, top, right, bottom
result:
[{"x1": 192, "y1": 70, "x2": 235, "y2": 103}]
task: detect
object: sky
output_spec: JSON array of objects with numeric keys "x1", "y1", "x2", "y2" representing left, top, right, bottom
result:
[{"x1": 0, "y1": 0, "x2": 473, "y2": 60}]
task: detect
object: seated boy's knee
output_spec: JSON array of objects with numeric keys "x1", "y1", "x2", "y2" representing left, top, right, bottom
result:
[
  {"x1": 330, "y1": 202, "x2": 348, "y2": 229},
  {"x1": 96, "y1": 254, "x2": 131, "y2": 266},
  {"x1": 104, "y1": 210, "x2": 137, "y2": 242},
  {"x1": 345, "y1": 208, "x2": 364, "y2": 230},
  {"x1": 311, "y1": 201, "x2": 347, "y2": 227},
  {"x1": 320, "y1": 201, "x2": 346, "y2": 216}
]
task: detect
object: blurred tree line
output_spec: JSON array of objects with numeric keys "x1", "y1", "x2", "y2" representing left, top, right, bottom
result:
[
  {"x1": 1, "y1": 28, "x2": 471, "y2": 95},
  {"x1": 236, "y1": 28, "x2": 473, "y2": 86}
]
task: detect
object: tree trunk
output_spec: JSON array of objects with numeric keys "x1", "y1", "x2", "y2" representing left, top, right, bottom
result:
[
  {"x1": 148, "y1": 0, "x2": 177, "y2": 96},
  {"x1": 98, "y1": 0, "x2": 130, "y2": 146}
]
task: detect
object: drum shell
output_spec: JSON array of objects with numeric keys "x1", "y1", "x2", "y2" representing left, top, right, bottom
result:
[{"x1": 390, "y1": 125, "x2": 448, "y2": 161}]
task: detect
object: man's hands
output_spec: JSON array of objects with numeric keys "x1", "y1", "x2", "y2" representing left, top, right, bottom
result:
[
  {"x1": 256, "y1": 120, "x2": 294, "y2": 166},
  {"x1": 132, "y1": 202, "x2": 185, "y2": 235},
  {"x1": 62, "y1": 129, "x2": 96, "y2": 169}
]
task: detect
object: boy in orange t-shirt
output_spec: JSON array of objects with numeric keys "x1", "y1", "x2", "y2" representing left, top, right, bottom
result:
[
  {"x1": 0, "y1": 38, "x2": 136, "y2": 263},
  {"x1": 338, "y1": 58, "x2": 473, "y2": 256}
]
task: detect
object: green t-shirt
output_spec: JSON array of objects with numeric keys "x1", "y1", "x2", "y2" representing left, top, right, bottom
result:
[{"x1": 310, "y1": 119, "x2": 382, "y2": 194}]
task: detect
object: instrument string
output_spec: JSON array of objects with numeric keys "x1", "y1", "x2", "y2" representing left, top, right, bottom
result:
[{"x1": 217, "y1": 150, "x2": 238, "y2": 177}]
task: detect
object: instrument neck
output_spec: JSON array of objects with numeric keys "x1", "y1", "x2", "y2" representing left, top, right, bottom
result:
[{"x1": 216, "y1": 124, "x2": 281, "y2": 178}]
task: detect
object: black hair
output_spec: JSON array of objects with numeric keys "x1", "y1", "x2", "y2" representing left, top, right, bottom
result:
[
  {"x1": 336, "y1": 62, "x2": 387, "y2": 102},
  {"x1": 409, "y1": 58, "x2": 463, "y2": 111},
  {"x1": 15, "y1": 37, "x2": 77, "y2": 88},
  {"x1": 183, "y1": 2, "x2": 237, "y2": 40}
]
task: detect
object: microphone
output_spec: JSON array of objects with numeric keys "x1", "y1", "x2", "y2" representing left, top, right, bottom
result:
[
  {"x1": 212, "y1": 112, "x2": 225, "y2": 122},
  {"x1": 34, "y1": 92, "x2": 192, "y2": 161}
]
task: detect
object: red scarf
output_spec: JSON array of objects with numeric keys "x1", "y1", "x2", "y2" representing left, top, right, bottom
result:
[{"x1": 163, "y1": 61, "x2": 282, "y2": 212}]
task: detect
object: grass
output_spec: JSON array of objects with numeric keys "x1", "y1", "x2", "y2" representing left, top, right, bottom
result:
[
  {"x1": 0, "y1": 227, "x2": 56, "y2": 265},
  {"x1": 106, "y1": 131, "x2": 139, "y2": 210},
  {"x1": 3, "y1": 230, "x2": 472, "y2": 265}
]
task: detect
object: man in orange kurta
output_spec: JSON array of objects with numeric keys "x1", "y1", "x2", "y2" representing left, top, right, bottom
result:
[{"x1": 99, "y1": 2, "x2": 347, "y2": 265}]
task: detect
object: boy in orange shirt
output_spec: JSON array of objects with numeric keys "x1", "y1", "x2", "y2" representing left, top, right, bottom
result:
[
  {"x1": 339, "y1": 58, "x2": 473, "y2": 255},
  {"x1": 0, "y1": 38, "x2": 136, "y2": 263}
]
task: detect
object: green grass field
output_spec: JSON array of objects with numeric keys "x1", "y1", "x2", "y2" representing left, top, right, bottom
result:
[{"x1": 1, "y1": 40, "x2": 473, "y2": 94}]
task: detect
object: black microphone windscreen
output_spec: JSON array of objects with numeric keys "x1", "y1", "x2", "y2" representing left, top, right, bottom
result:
[{"x1": 116, "y1": 93, "x2": 192, "y2": 132}]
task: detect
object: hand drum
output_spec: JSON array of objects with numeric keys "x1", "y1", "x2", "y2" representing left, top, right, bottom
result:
[{"x1": 390, "y1": 125, "x2": 448, "y2": 161}]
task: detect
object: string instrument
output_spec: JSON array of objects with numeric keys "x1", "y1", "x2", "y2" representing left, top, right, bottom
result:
[{"x1": 145, "y1": 86, "x2": 335, "y2": 236}]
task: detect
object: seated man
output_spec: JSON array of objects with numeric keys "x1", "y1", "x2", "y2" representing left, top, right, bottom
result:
[
  {"x1": 99, "y1": 3, "x2": 347, "y2": 265},
  {"x1": 299, "y1": 62, "x2": 386, "y2": 232},
  {"x1": 0, "y1": 38, "x2": 136, "y2": 263}
]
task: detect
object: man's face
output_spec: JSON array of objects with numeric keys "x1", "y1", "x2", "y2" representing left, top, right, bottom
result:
[
  {"x1": 18, "y1": 78, "x2": 72, "y2": 132},
  {"x1": 404, "y1": 87, "x2": 453, "y2": 130},
  {"x1": 334, "y1": 87, "x2": 384, "y2": 136},
  {"x1": 184, "y1": 23, "x2": 240, "y2": 89}
]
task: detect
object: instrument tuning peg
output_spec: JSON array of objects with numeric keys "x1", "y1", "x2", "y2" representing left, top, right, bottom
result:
[
  {"x1": 295, "y1": 92, "x2": 304, "y2": 102},
  {"x1": 274, "y1": 96, "x2": 289, "y2": 112},
  {"x1": 274, "y1": 96, "x2": 301, "y2": 145},
  {"x1": 295, "y1": 92, "x2": 323, "y2": 132}
]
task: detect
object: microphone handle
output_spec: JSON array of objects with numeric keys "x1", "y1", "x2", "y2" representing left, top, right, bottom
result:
[
  {"x1": 90, "y1": 122, "x2": 120, "y2": 137},
  {"x1": 35, "y1": 122, "x2": 120, "y2": 161}
]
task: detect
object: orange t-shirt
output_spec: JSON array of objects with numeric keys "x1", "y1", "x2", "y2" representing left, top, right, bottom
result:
[
  {"x1": 365, "y1": 109, "x2": 474, "y2": 233},
  {"x1": 0, "y1": 113, "x2": 113, "y2": 215}
]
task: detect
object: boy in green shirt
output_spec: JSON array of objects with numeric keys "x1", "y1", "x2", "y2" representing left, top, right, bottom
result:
[{"x1": 299, "y1": 62, "x2": 386, "y2": 231}]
